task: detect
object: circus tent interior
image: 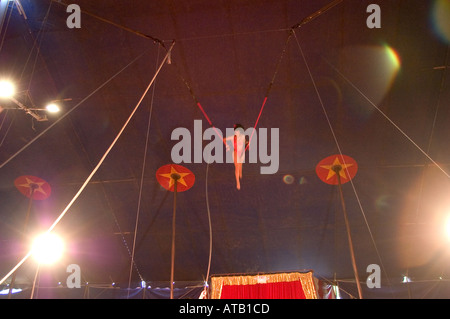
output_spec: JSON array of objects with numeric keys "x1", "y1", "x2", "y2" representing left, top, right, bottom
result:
[{"x1": 0, "y1": 0, "x2": 449, "y2": 299}]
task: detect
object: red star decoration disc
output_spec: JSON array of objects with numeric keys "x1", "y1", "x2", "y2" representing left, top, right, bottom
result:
[
  {"x1": 156, "y1": 164, "x2": 195, "y2": 192},
  {"x1": 316, "y1": 154, "x2": 358, "y2": 185},
  {"x1": 14, "y1": 175, "x2": 51, "y2": 200}
]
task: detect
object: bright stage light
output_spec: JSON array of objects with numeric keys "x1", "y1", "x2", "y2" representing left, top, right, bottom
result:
[
  {"x1": 45, "y1": 103, "x2": 60, "y2": 113},
  {"x1": 0, "y1": 80, "x2": 15, "y2": 98},
  {"x1": 402, "y1": 275, "x2": 412, "y2": 283},
  {"x1": 0, "y1": 288, "x2": 22, "y2": 295},
  {"x1": 31, "y1": 233, "x2": 64, "y2": 265}
]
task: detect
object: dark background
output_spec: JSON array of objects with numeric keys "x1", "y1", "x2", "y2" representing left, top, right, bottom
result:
[{"x1": 0, "y1": 0, "x2": 449, "y2": 298}]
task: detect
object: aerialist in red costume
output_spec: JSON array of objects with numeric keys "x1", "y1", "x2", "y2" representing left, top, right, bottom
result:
[{"x1": 224, "y1": 124, "x2": 248, "y2": 190}]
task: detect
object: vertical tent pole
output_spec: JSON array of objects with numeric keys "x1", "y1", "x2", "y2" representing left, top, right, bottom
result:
[
  {"x1": 332, "y1": 165, "x2": 363, "y2": 299},
  {"x1": 8, "y1": 183, "x2": 38, "y2": 299},
  {"x1": 156, "y1": 164, "x2": 195, "y2": 299},
  {"x1": 170, "y1": 173, "x2": 181, "y2": 299}
]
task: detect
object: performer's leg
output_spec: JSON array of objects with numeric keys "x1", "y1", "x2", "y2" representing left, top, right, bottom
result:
[
  {"x1": 239, "y1": 162, "x2": 242, "y2": 179},
  {"x1": 235, "y1": 163, "x2": 240, "y2": 190}
]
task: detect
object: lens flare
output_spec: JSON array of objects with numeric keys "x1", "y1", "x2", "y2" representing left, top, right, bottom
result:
[
  {"x1": 375, "y1": 194, "x2": 391, "y2": 212},
  {"x1": 282, "y1": 174, "x2": 294, "y2": 185},
  {"x1": 298, "y1": 176, "x2": 307, "y2": 185},
  {"x1": 338, "y1": 44, "x2": 401, "y2": 120},
  {"x1": 31, "y1": 233, "x2": 64, "y2": 265},
  {"x1": 45, "y1": 103, "x2": 60, "y2": 113},
  {"x1": 384, "y1": 44, "x2": 401, "y2": 71},
  {"x1": 431, "y1": 0, "x2": 450, "y2": 44},
  {"x1": 0, "y1": 80, "x2": 15, "y2": 98}
]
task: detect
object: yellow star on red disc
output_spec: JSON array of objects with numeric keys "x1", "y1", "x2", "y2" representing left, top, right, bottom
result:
[
  {"x1": 17, "y1": 177, "x2": 49, "y2": 196},
  {"x1": 159, "y1": 166, "x2": 191, "y2": 189},
  {"x1": 315, "y1": 154, "x2": 358, "y2": 185},
  {"x1": 320, "y1": 157, "x2": 354, "y2": 181},
  {"x1": 14, "y1": 175, "x2": 52, "y2": 200}
]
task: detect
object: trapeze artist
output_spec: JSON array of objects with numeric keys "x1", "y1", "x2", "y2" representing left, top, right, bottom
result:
[{"x1": 224, "y1": 124, "x2": 248, "y2": 190}]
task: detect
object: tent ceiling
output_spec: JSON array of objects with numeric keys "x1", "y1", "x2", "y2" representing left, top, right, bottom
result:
[{"x1": 0, "y1": 0, "x2": 449, "y2": 297}]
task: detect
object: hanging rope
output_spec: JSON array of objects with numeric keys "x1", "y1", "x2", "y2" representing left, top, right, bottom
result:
[
  {"x1": 0, "y1": 0, "x2": 14, "y2": 54},
  {"x1": 245, "y1": 0, "x2": 344, "y2": 151},
  {"x1": 202, "y1": 155, "x2": 214, "y2": 294},
  {"x1": 323, "y1": 57, "x2": 450, "y2": 179},
  {"x1": 0, "y1": 42, "x2": 175, "y2": 287},
  {"x1": 245, "y1": 30, "x2": 294, "y2": 152},
  {"x1": 20, "y1": 0, "x2": 53, "y2": 91},
  {"x1": 0, "y1": 110, "x2": 14, "y2": 148},
  {"x1": 0, "y1": 49, "x2": 150, "y2": 169},
  {"x1": 161, "y1": 2, "x2": 347, "y2": 290},
  {"x1": 161, "y1": 52, "x2": 226, "y2": 147},
  {"x1": 52, "y1": 0, "x2": 164, "y2": 46},
  {"x1": 130, "y1": 0, "x2": 347, "y2": 292},
  {"x1": 293, "y1": 30, "x2": 394, "y2": 295},
  {"x1": 47, "y1": 41, "x2": 173, "y2": 233},
  {"x1": 126, "y1": 46, "x2": 162, "y2": 295},
  {"x1": 163, "y1": 28, "x2": 295, "y2": 290},
  {"x1": 164, "y1": 0, "x2": 345, "y2": 150}
]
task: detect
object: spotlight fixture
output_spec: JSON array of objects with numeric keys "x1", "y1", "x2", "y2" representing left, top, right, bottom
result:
[
  {"x1": 0, "y1": 79, "x2": 63, "y2": 121},
  {"x1": 10, "y1": 96, "x2": 49, "y2": 121}
]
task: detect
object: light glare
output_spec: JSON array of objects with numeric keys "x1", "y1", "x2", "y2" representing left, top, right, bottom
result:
[
  {"x1": 445, "y1": 217, "x2": 450, "y2": 240},
  {"x1": 384, "y1": 45, "x2": 401, "y2": 71},
  {"x1": 45, "y1": 103, "x2": 60, "y2": 113},
  {"x1": 402, "y1": 275, "x2": 411, "y2": 283},
  {"x1": 0, "y1": 288, "x2": 22, "y2": 295},
  {"x1": 31, "y1": 233, "x2": 64, "y2": 265},
  {"x1": 0, "y1": 81, "x2": 15, "y2": 98}
]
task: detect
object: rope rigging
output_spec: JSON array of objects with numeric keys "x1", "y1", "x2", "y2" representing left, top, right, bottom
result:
[
  {"x1": 0, "y1": 42, "x2": 175, "y2": 287},
  {"x1": 293, "y1": 30, "x2": 393, "y2": 298},
  {"x1": 156, "y1": 0, "x2": 350, "y2": 292},
  {"x1": 4, "y1": 0, "x2": 446, "y2": 298},
  {"x1": 323, "y1": 57, "x2": 450, "y2": 179},
  {"x1": 126, "y1": 45, "x2": 161, "y2": 296}
]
